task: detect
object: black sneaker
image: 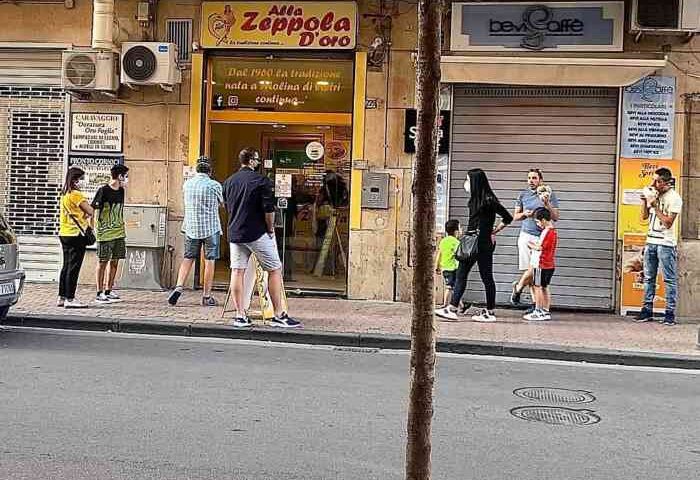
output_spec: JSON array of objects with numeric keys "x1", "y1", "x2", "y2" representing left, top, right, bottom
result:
[
  {"x1": 201, "y1": 296, "x2": 218, "y2": 307},
  {"x1": 662, "y1": 312, "x2": 677, "y2": 326},
  {"x1": 524, "y1": 304, "x2": 536, "y2": 315},
  {"x1": 510, "y1": 282, "x2": 522, "y2": 306},
  {"x1": 270, "y1": 313, "x2": 303, "y2": 329},
  {"x1": 168, "y1": 288, "x2": 183, "y2": 306},
  {"x1": 633, "y1": 308, "x2": 654, "y2": 323}
]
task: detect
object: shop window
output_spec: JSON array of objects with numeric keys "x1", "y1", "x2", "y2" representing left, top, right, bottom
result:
[{"x1": 166, "y1": 19, "x2": 192, "y2": 65}]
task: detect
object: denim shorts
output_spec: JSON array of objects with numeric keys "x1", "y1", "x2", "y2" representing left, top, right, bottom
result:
[
  {"x1": 184, "y1": 234, "x2": 220, "y2": 260},
  {"x1": 442, "y1": 270, "x2": 457, "y2": 289}
]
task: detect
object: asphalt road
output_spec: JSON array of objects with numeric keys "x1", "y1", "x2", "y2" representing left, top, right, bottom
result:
[{"x1": 0, "y1": 327, "x2": 699, "y2": 480}]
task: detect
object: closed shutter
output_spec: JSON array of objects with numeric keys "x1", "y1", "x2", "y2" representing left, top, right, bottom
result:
[
  {"x1": 450, "y1": 86, "x2": 618, "y2": 310},
  {"x1": 0, "y1": 48, "x2": 63, "y2": 85}
]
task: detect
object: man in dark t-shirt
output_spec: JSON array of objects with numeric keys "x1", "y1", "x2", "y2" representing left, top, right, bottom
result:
[
  {"x1": 92, "y1": 164, "x2": 129, "y2": 304},
  {"x1": 222, "y1": 148, "x2": 301, "y2": 329}
]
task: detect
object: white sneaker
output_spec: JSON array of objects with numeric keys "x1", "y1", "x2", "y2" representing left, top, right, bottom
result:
[
  {"x1": 472, "y1": 309, "x2": 496, "y2": 322},
  {"x1": 524, "y1": 309, "x2": 549, "y2": 321},
  {"x1": 95, "y1": 292, "x2": 111, "y2": 304},
  {"x1": 64, "y1": 299, "x2": 88, "y2": 309},
  {"x1": 435, "y1": 307, "x2": 458, "y2": 321},
  {"x1": 106, "y1": 291, "x2": 122, "y2": 303},
  {"x1": 56, "y1": 297, "x2": 65, "y2": 307}
]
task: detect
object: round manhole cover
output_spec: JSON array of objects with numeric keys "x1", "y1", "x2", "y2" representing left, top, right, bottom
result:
[
  {"x1": 513, "y1": 387, "x2": 596, "y2": 404},
  {"x1": 510, "y1": 406, "x2": 601, "y2": 426}
]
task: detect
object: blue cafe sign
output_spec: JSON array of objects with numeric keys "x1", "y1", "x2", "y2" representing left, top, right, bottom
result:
[{"x1": 451, "y1": 2, "x2": 624, "y2": 52}]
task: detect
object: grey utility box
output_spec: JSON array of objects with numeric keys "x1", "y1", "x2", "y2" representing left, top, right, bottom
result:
[
  {"x1": 361, "y1": 171, "x2": 390, "y2": 209},
  {"x1": 122, "y1": 204, "x2": 167, "y2": 290}
]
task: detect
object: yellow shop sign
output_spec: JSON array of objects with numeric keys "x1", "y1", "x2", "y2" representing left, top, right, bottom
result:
[{"x1": 202, "y1": 2, "x2": 357, "y2": 49}]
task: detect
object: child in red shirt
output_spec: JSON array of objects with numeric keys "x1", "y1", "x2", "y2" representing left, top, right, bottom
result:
[{"x1": 524, "y1": 208, "x2": 558, "y2": 321}]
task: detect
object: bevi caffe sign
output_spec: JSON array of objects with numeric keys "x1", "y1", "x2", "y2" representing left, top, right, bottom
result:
[{"x1": 202, "y1": 2, "x2": 357, "y2": 49}]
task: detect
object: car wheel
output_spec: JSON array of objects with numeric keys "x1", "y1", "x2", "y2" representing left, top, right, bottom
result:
[{"x1": 0, "y1": 306, "x2": 9, "y2": 320}]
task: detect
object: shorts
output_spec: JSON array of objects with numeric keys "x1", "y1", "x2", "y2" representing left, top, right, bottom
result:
[
  {"x1": 534, "y1": 268, "x2": 555, "y2": 288},
  {"x1": 230, "y1": 233, "x2": 282, "y2": 272},
  {"x1": 442, "y1": 270, "x2": 457, "y2": 289},
  {"x1": 96, "y1": 238, "x2": 126, "y2": 262},
  {"x1": 184, "y1": 234, "x2": 220, "y2": 260},
  {"x1": 518, "y1": 231, "x2": 540, "y2": 271}
]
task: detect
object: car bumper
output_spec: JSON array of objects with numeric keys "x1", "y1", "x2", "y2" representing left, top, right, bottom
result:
[{"x1": 0, "y1": 269, "x2": 25, "y2": 307}]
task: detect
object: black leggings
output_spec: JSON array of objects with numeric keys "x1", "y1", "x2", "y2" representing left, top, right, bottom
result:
[
  {"x1": 59, "y1": 235, "x2": 87, "y2": 300},
  {"x1": 450, "y1": 244, "x2": 496, "y2": 311}
]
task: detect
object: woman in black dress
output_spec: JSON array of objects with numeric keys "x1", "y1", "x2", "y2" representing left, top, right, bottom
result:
[{"x1": 435, "y1": 168, "x2": 513, "y2": 322}]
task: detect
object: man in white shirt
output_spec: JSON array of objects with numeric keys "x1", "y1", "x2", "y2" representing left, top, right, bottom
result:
[{"x1": 635, "y1": 167, "x2": 683, "y2": 326}]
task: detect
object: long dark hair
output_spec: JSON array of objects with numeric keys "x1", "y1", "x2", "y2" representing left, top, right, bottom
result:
[
  {"x1": 467, "y1": 168, "x2": 498, "y2": 214},
  {"x1": 62, "y1": 166, "x2": 85, "y2": 194}
]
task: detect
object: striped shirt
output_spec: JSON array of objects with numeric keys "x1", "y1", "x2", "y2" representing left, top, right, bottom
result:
[{"x1": 182, "y1": 173, "x2": 223, "y2": 239}]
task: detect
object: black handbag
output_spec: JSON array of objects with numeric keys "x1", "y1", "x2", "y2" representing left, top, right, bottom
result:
[{"x1": 455, "y1": 230, "x2": 479, "y2": 262}]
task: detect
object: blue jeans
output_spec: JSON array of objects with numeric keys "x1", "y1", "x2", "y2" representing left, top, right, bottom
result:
[{"x1": 643, "y1": 243, "x2": 678, "y2": 314}]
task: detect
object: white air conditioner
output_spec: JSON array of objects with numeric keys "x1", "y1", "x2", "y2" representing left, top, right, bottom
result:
[
  {"x1": 121, "y1": 42, "x2": 181, "y2": 86},
  {"x1": 631, "y1": 0, "x2": 700, "y2": 33},
  {"x1": 62, "y1": 49, "x2": 119, "y2": 92}
]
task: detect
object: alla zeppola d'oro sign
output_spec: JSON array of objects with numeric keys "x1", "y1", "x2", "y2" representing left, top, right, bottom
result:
[
  {"x1": 451, "y1": 1, "x2": 624, "y2": 52},
  {"x1": 202, "y1": 2, "x2": 357, "y2": 49}
]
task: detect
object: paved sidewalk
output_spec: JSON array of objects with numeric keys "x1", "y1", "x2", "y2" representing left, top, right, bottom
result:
[{"x1": 7, "y1": 283, "x2": 700, "y2": 357}]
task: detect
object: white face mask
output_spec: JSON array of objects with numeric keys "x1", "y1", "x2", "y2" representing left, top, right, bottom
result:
[
  {"x1": 119, "y1": 175, "x2": 129, "y2": 187},
  {"x1": 76, "y1": 178, "x2": 88, "y2": 190},
  {"x1": 463, "y1": 175, "x2": 471, "y2": 194}
]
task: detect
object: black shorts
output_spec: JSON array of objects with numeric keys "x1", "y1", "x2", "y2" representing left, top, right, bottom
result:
[
  {"x1": 442, "y1": 270, "x2": 457, "y2": 289},
  {"x1": 534, "y1": 268, "x2": 555, "y2": 288}
]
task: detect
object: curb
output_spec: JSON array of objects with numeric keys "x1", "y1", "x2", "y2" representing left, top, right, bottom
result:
[{"x1": 3, "y1": 313, "x2": 700, "y2": 370}]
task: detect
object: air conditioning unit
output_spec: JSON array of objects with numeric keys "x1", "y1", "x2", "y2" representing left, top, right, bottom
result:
[
  {"x1": 121, "y1": 42, "x2": 181, "y2": 86},
  {"x1": 62, "y1": 49, "x2": 119, "y2": 92},
  {"x1": 631, "y1": 0, "x2": 700, "y2": 33}
]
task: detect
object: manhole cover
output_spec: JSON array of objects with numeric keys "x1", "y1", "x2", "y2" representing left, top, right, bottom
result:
[
  {"x1": 513, "y1": 387, "x2": 596, "y2": 404},
  {"x1": 510, "y1": 406, "x2": 601, "y2": 426}
]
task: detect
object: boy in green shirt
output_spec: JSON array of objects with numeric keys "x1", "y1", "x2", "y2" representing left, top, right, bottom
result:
[{"x1": 435, "y1": 220, "x2": 460, "y2": 308}]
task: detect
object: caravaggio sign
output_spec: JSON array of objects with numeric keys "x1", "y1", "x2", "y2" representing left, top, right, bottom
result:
[
  {"x1": 210, "y1": 58, "x2": 354, "y2": 113},
  {"x1": 202, "y1": 2, "x2": 357, "y2": 49}
]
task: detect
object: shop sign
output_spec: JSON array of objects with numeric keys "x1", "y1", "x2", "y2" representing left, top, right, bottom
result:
[
  {"x1": 211, "y1": 58, "x2": 354, "y2": 113},
  {"x1": 451, "y1": 2, "x2": 623, "y2": 52},
  {"x1": 621, "y1": 76, "x2": 676, "y2": 160},
  {"x1": 275, "y1": 173, "x2": 293, "y2": 198},
  {"x1": 202, "y1": 2, "x2": 357, "y2": 49},
  {"x1": 68, "y1": 154, "x2": 124, "y2": 198},
  {"x1": 403, "y1": 109, "x2": 451, "y2": 154},
  {"x1": 70, "y1": 113, "x2": 123, "y2": 154}
]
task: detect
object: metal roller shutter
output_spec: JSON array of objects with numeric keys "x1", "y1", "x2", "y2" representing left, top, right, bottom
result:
[
  {"x1": 0, "y1": 48, "x2": 63, "y2": 85},
  {"x1": 449, "y1": 85, "x2": 618, "y2": 310}
]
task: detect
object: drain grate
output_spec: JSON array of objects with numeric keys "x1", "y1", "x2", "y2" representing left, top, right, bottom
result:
[
  {"x1": 510, "y1": 406, "x2": 601, "y2": 426},
  {"x1": 513, "y1": 387, "x2": 596, "y2": 404}
]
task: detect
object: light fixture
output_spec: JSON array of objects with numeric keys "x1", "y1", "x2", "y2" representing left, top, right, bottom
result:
[
  {"x1": 272, "y1": 124, "x2": 287, "y2": 129},
  {"x1": 316, "y1": 80, "x2": 330, "y2": 86}
]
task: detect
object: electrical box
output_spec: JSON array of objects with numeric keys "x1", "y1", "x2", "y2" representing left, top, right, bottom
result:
[
  {"x1": 123, "y1": 205, "x2": 167, "y2": 248},
  {"x1": 361, "y1": 172, "x2": 390, "y2": 209}
]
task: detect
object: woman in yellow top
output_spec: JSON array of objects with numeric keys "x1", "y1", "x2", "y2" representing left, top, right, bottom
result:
[{"x1": 58, "y1": 166, "x2": 94, "y2": 308}]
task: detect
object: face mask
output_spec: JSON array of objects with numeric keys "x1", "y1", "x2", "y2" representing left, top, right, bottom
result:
[
  {"x1": 119, "y1": 175, "x2": 129, "y2": 187},
  {"x1": 76, "y1": 178, "x2": 88, "y2": 190},
  {"x1": 463, "y1": 176, "x2": 470, "y2": 194}
]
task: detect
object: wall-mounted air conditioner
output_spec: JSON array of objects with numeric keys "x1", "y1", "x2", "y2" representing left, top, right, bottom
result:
[
  {"x1": 121, "y1": 42, "x2": 181, "y2": 87},
  {"x1": 631, "y1": 0, "x2": 700, "y2": 34},
  {"x1": 62, "y1": 49, "x2": 119, "y2": 92}
]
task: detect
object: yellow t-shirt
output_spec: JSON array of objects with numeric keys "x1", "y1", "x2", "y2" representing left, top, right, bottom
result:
[{"x1": 59, "y1": 190, "x2": 89, "y2": 237}]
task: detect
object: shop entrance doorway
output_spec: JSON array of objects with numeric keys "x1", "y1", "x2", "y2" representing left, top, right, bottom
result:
[{"x1": 208, "y1": 122, "x2": 352, "y2": 294}]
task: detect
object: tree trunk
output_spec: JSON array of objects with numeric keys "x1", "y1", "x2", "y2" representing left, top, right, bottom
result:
[{"x1": 405, "y1": 1, "x2": 442, "y2": 480}]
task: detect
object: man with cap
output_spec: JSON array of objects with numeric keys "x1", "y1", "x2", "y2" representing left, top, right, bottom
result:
[{"x1": 168, "y1": 156, "x2": 224, "y2": 306}]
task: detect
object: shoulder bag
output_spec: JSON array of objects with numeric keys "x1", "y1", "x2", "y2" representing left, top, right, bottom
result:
[{"x1": 455, "y1": 230, "x2": 479, "y2": 262}]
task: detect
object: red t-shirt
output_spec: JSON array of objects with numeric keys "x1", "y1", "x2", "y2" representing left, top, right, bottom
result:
[{"x1": 538, "y1": 227, "x2": 558, "y2": 270}]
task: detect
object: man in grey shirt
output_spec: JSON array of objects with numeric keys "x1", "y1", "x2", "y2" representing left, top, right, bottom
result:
[{"x1": 511, "y1": 169, "x2": 560, "y2": 310}]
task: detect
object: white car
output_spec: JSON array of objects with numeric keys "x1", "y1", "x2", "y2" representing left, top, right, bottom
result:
[{"x1": 0, "y1": 212, "x2": 25, "y2": 320}]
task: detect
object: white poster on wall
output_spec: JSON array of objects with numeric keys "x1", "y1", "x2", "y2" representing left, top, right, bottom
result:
[
  {"x1": 70, "y1": 113, "x2": 124, "y2": 153},
  {"x1": 621, "y1": 76, "x2": 676, "y2": 159},
  {"x1": 68, "y1": 154, "x2": 124, "y2": 198}
]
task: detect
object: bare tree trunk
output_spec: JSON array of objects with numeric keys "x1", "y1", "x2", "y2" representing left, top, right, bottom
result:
[{"x1": 405, "y1": 1, "x2": 442, "y2": 480}]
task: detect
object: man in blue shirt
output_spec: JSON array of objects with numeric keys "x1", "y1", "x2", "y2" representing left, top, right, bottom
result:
[
  {"x1": 168, "y1": 157, "x2": 223, "y2": 307},
  {"x1": 511, "y1": 169, "x2": 560, "y2": 309},
  {"x1": 223, "y1": 148, "x2": 301, "y2": 329}
]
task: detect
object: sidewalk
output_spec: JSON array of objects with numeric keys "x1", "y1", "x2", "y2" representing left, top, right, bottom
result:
[{"x1": 6, "y1": 283, "x2": 699, "y2": 357}]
